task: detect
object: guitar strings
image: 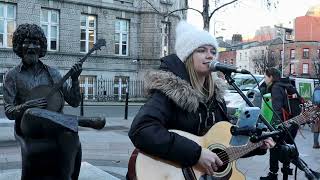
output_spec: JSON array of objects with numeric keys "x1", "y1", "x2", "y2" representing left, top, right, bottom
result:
[
  {"x1": 211, "y1": 107, "x2": 318, "y2": 166},
  {"x1": 213, "y1": 142, "x2": 263, "y2": 166}
]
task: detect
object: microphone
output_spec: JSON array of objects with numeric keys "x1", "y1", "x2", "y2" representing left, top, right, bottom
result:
[{"x1": 208, "y1": 61, "x2": 250, "y2": 74}]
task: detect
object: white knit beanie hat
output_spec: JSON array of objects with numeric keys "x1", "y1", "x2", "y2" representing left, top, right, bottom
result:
[{"x1": 175, "y1": 21, "x2": 219, "y2": 62}]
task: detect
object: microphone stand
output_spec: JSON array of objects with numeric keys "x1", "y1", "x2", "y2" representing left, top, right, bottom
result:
[{"x1": 223, "y1": 72, "x2": 319, "y2": 180}]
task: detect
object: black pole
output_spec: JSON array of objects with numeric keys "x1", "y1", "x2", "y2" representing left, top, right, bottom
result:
[
  {"x1": 124, "y1": 91, "x2": 129, "y2": 120},
  {"x1": 80, "y1": 92, "x2": 84, "y2": 116}
]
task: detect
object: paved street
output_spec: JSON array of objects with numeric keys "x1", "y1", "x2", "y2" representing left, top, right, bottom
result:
[
  {"x1": 0, "y1": 105, "x2": 319, "y2": 179},
  {"x1": 0, "y1": 104, "x2": 143, "y2": 119}
]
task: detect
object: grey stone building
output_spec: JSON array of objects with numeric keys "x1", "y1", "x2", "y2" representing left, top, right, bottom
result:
[{"x1": 0, "y1": 0, "x2": 187, "y2": 101}]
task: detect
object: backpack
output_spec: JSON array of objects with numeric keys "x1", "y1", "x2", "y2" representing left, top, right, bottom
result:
[{"x1": 279, "y1": 78, "x2": 303, "y2": 119}]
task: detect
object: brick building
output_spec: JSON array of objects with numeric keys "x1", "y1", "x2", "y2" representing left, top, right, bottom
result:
[
  {"x1": 295, "y1": 5, "x2": 320, "y2": 41},
  {"x1": 268, "y1": 41, "x2": 320, "y2": 78},
  {"x1": 218, "y1": 50, "x2": 236, "y2": 65},
  {"x1": 0, "y1": 0, "x2": 187, "y2": 100}
]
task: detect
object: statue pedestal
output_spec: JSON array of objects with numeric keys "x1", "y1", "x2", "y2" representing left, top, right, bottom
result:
[{"x1": 0, "y1": 162, "x2": 120, "y2": 180}]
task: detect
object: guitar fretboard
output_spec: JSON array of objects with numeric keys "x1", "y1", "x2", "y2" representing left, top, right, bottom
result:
[
  {"x1": 222, "y1": 106, "x2": 318, "y2": 165},
  {"x1": 224, "y1": 141, "x2": 263, "y2": 164},
  {"x1": 283, "y1": 107, "x2": 315, "y2": 127}
]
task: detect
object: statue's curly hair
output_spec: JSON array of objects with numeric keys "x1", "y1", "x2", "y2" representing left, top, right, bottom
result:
[{"x1": 12, "y1": 24, "x2": 47, "y2": 58}]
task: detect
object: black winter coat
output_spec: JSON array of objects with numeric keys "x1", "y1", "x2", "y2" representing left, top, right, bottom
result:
[
  {"x1": 268, "y1": 81, "x2": 294, "y2": 124},
  {"x1": 129, "y1": 54, "x2": 265, "y2": 167}
]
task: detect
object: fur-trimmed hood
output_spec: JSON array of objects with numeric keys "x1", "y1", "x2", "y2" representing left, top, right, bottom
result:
[{"x1": 144, "y1": 70, "x2": 227, "y2": 113}]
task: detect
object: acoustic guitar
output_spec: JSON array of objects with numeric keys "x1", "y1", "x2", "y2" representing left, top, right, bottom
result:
[{"x1": 133, "y1": 106, "x2": 319, "y2": 180}]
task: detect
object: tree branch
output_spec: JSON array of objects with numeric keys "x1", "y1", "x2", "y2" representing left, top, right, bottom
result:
[
  {"x1": 209, "y1": 0, "x2": 239, "y2": 19},
  {"x1": 165, "y1": 7, "x2": 202, "y2": 17},
  {"x1": 143, "y1": 0, "x2": 161, "y2": 14}
]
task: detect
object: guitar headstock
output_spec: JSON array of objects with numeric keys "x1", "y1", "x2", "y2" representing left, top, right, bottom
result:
[{"x1": 92, "y1": 39, "x2": 106, "y2": 51}]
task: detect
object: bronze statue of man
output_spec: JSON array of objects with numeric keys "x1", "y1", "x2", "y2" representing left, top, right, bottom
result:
[{"x1": 3, "y1": 23, "x2": 83, "y2": 180}]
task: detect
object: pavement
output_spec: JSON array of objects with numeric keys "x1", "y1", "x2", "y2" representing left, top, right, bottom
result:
[
  {"x1": 0, "y1": 116, "x2": 319, "y2": 180},
  {"x1": 0, "y1": 116, "x2": 134, "y2": 180}
]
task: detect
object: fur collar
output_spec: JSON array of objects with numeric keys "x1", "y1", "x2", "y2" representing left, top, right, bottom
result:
[{"x1": 144, "y1": 70, "x2": 227, "y2": 113}]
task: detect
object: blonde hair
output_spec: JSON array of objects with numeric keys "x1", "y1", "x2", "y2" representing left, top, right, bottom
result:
[{"x1": 185, "y1": 55, "x2": 215, "y2": 101}]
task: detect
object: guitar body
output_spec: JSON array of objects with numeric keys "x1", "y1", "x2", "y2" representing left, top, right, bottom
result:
[
  {"x1": 135, "y1": 121, "x2": 245, "y2": 180},
  {"x1": 26, "y1": 85, "x2": 64, "y2": 112}
]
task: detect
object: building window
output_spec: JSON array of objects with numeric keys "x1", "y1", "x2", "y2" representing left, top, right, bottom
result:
[
  {"x1": 41, "y1": 9, "x2": 59, "y2": 51},
  {"x1": 0, "y1": 73, "x2": 4, "y2": 96},
  {"x1": 113, "y1": 76, "x2": 129, "y2": 100},
  {"x1": 290, "y1": 49, "x2": 295, "y2": 59},
  {"x1": 0, "y1": 3, "x2": 16, "y2": 48},
  {"x1": 79, "y1": 75, "x2": 96, "y2": 100},
  {"x1": 115, "y1": 19, "x2": 129, "y2": 56},
  {"x1": 80, "y1": 15, "x2": 96, "y2": 53},
  {"x1": 280, "y1": 50, "x2": 284, "y2": 60},
  {"x1": 303, "y1": 48, "x2": 309, "y2": 59},
  {"x1": 302, "y1": 63, "x2": 309, "y2": 74},
  {"x1": 290, "y1": 64, "x2": 295, "y2": 74},
  {"x1": 239, "y1": 53, "x2": 242, "y2": 60},
  {"x1": 224, "y1": 59, "x2": 228, "y2": 64},
  {"x1": 230, "y1": 59, "x2": 234, "y2": 65},
  {"x1": 161, "y1": 22, "x2": 169, "y2": 57},
  {"x1": 317, "y1": 49, "x2": 320, "y2": 59}
]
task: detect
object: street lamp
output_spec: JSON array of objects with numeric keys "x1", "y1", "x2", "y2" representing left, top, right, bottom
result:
[
  {"x1": 275, "y1": 26, "x2": 285, "y2": 77},
  {"x1": 274, "y1": 25, "x2": 293, "y2": 77},
  {"x1": 213, "y1": 20, "x2": 224, "y2": 36}
]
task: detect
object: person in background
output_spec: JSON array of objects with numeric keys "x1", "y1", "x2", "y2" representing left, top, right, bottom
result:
[
  {"x1": 312, "y1": 121, "x2": 320, "y2": 149},
  {"x1": 260, "y1": 68, "x2": 299, "y2": 180}
]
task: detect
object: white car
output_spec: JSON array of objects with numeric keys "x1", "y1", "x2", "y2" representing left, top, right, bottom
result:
[{"x1": 224, "y1": 74, "x2": 264, "y2": 117}]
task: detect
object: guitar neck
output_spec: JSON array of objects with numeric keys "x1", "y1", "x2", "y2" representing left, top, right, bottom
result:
[
  {"x1": 283, "y1": 112, "x2": 308, "y2": 127},
  {"x1": 46, "y1": 48, "x2": 96, "y2": 98},
  {"x1": 225, "y1": 107, "x2": 318, "y2": 164},
  {"x1": 225, "y1": 141, "x2": 263, "y2": 163}
]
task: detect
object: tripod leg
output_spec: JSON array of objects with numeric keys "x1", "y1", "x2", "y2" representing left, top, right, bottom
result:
[{"x1": 281, "y1": 161, "x2": 293, "y2": 180}]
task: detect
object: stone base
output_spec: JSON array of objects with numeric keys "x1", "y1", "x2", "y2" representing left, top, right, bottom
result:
[{"x1": 0, "y1": 162, "x2": 119, "y2": 180}]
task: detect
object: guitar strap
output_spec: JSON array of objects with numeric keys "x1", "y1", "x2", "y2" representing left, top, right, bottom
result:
[{"x1": 182, "y1": 167, "x2": 197, "y2": 180}]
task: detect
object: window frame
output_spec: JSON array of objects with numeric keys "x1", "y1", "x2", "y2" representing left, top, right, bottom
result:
[
  {"x1": 290, "y1": 49, "x2": 295, "y2": 59},
  {"x1": 115, "y1": 19, "x2": 129, "y2": 56},
  {"x1": 0, "y1": 3, "x2": 16, "y2": 48},
  {"x1": 303, "y1": 48, "x2": 309, "y2": 59},
  {"x1": 79, "y1": 75, "x2": 97, "y2": 100},
  {"x1": 290, "y1": 64, "x2": 295, "y2": 74},
  {"x1": 302, "y1": 63, "x2": 309, "y2": 74},
  {"x1": 80, "y1": 14, "x2": 96, "y2": 53},
  {"x1": 41, "y1": 8, "x2": 59, "y2": 51}
]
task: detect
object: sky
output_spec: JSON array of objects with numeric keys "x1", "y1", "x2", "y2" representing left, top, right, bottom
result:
[{"x1": 187, "y1": 0, "x2": 320, "y2": 40}]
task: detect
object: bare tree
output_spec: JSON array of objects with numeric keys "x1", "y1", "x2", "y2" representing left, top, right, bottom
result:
[
  {"x1": 252, "y1": 49, "x2": 277, "y2": 74},
  {"x1": 143, "y1": 0, "x2": 278, "y2": 31}
]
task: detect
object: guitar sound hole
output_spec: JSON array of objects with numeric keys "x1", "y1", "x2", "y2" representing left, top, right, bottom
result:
[{"x1": 211, "y1": 148, "x2": 229, "y2": 173}]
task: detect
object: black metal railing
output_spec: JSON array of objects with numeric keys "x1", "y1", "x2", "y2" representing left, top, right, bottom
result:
[{"x1": 96, "y1": 79, "x2": 146, "y2": 102}]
